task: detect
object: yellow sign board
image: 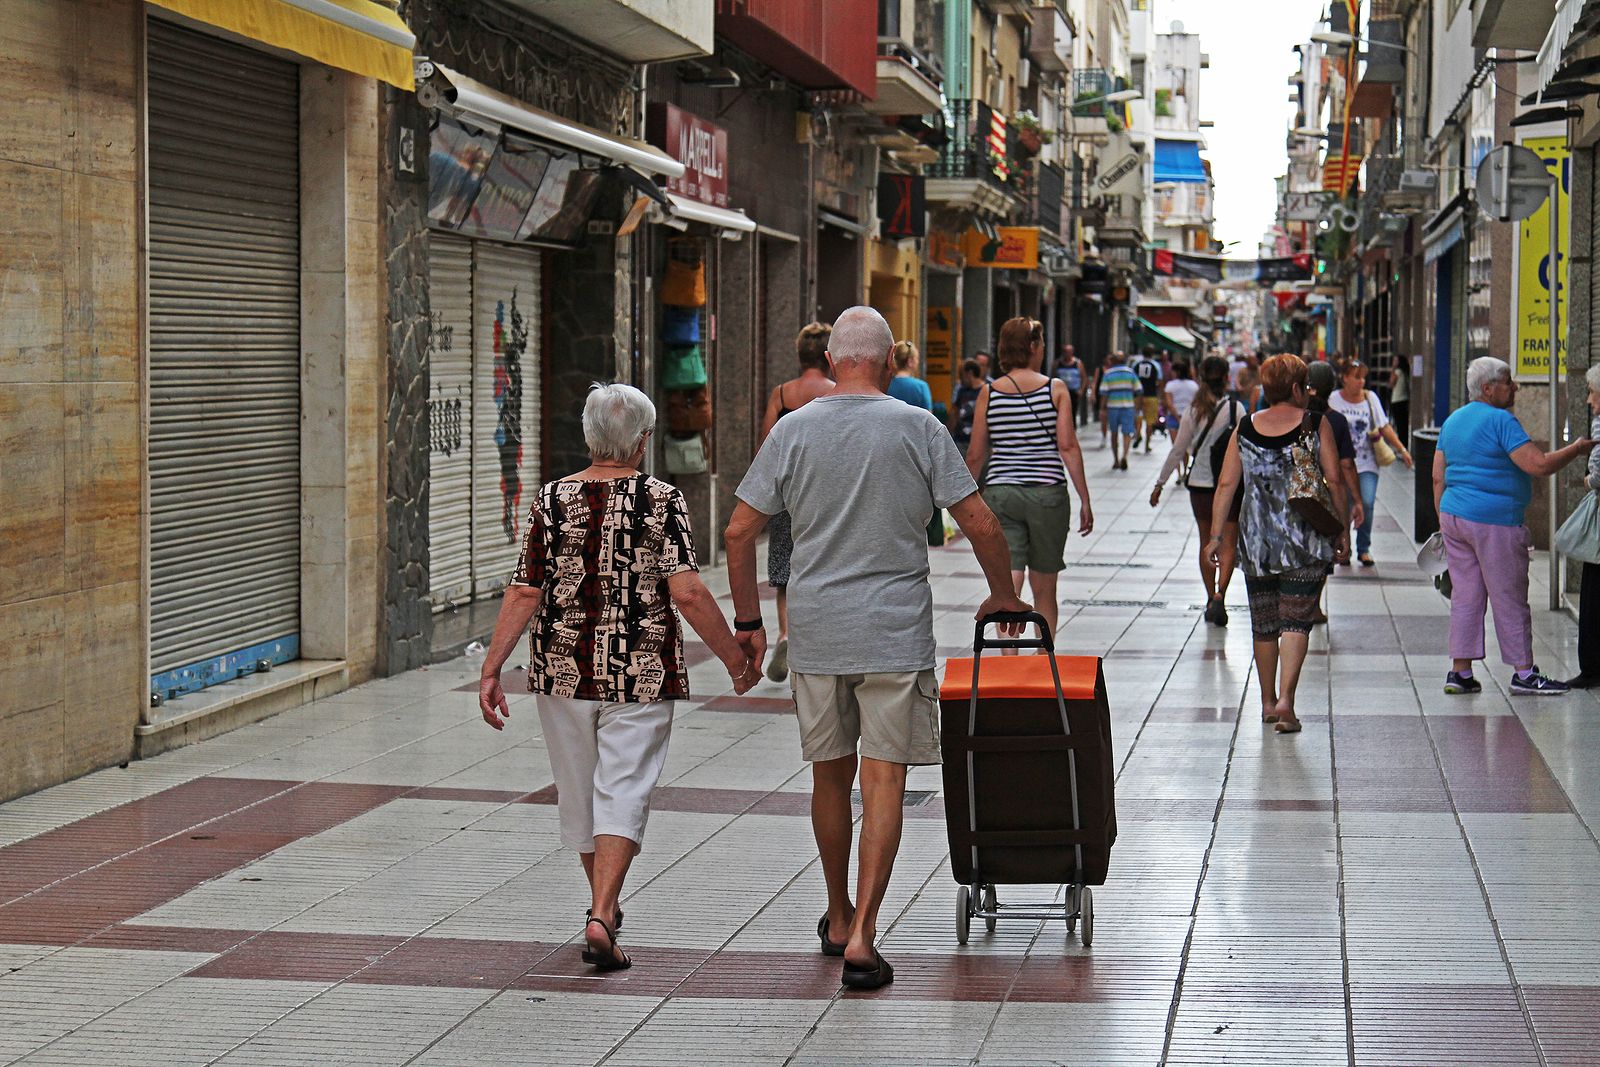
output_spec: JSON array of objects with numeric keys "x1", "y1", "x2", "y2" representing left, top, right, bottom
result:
[
  {"x1": 925, "y1": 305, "x2": 958, "y2": 406},
  {"x1": 961, "y1": 227, "x2": 1040, "y2": 270},
  {"x1": 1514, "y1": 135, "x2": 1569, "y2": 380}
]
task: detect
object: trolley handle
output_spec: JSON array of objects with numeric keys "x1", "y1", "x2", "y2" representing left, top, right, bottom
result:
[{"x1": 974, "y1": 611, "x2": 1053, "y2": 653}]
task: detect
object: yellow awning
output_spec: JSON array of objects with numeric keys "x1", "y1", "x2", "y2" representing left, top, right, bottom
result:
[{"x1": 148, "y1": 0, "x2": 416, "y2": 90}]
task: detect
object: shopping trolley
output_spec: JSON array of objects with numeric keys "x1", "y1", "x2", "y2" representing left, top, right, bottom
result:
[{"x1": 939, "y1": 611, "x2": 1116, "y2": 946}]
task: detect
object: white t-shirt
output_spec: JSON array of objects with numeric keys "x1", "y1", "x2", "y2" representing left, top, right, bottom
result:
[
  {"x1": 1228, "y1": 359, "x2": 1248, "y2": 389},
  {"x1": 1328, "y1": 390, "x2": 1390, "y2": 474},
  {"x1": 1164, "y1": 379, "x2": 1200, "y2": 418}
]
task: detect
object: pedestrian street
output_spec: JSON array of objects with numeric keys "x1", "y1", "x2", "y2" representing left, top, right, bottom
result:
[{"x1": 2, "y1": 436, "x2": 1598, "y2": 1067}]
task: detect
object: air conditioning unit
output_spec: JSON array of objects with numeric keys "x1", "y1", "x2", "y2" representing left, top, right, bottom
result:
[{"x1": 1398, "y1": 169, "x2": 1438, "y2": 193}]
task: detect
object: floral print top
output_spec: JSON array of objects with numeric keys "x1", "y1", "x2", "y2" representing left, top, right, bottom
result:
[{"x1": 510, "y1": 474, "x2": 698, "y2": 702}]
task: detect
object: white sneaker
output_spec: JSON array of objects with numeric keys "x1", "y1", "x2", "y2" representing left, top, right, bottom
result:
[{"x1": 766, "y1": 636, "x2": 789, "y2": 683}]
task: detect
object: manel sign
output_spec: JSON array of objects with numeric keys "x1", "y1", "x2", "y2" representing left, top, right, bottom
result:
[{"x1": 648, "y1": 103, "x2": 729, "y2": 208}]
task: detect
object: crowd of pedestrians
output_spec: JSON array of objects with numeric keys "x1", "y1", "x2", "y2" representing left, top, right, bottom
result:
[{"x1": 472, "y1": 305, "x2": 1597, "y2": 990}]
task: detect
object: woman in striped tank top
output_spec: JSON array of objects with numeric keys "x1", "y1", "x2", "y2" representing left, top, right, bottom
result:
[{"x1": 965, "y1": 317, "x2": 1094, "y2": 646}]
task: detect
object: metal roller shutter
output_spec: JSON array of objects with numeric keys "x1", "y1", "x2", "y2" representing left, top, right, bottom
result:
[
  {"x1": 470, "y1": 243, "x2": 542, "y2": 595},
  {"x1": 427, "y1": 234, "x2": 475, "y2": 606},
  {"x1": 147, "y1": 20, "x2": 301, "y2": 688}
]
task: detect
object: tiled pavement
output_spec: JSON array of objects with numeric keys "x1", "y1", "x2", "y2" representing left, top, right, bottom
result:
[{"x1": 4, "y1": 437, "x2": 1600, "y2": 1066}]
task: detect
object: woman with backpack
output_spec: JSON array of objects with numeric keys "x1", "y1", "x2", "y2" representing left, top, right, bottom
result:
[{"x1": 1150, "y1": 354, "x2": 1247, "y2": 626}]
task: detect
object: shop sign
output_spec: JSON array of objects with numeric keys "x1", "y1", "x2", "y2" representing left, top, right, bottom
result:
[
  {"x1": 928, "y1": 230, "x2": 964, "y2": 267},
  {"x1": 925, "y1": 306, "x2": 959, "y2": 403},
  {"x1": 961, "y1": 226, "x2": 1040, "y2": 270},
  {"x1": 647, "y1": 103, "x2": 729, "y2": 207},
  {"x1": 877, "y1": 174, "x2": 926, "y2": 238},
  {"x1": 1093, "y1": 130, "x2": 1142, "y2": 199},
  {"x1": 1513, "y1": 134, "x2": 1569, "y2": 380}
]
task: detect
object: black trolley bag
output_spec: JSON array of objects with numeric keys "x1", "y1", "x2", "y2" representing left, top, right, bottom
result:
[{"x1": 938, "y1": 611, "x2": 1116, "y2": 945}]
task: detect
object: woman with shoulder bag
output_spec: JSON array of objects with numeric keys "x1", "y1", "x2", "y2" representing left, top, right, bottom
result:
[
  {"x1": 1562, "y1": 366, "x2": 1600, "y2": 687},
  {"x1": 1210, "y1": 355, "x2": 1350, "y2": 732},
  {"x1": 1151, "y1": 354, "x2": 1246, "y2": 626},
  {"x1": 965, "y1": 317, "x2": 1094, "y2": 649},
  {"x1": 1328, "y1": 359, "x2": 1413, "y2": 566}
]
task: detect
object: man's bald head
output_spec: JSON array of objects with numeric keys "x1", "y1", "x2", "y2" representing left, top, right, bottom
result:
[{"x1": 828, "y1": 306, "x2": 895, "y2": 365}]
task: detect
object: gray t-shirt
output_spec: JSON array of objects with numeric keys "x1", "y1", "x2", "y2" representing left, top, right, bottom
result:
[{"x1": 736, "y1": 393, "x2": 978, "y2": 674}]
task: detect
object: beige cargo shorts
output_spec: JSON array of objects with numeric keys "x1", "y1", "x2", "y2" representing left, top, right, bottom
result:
[{"x1": 790, "y1": 669, "x2": 942, "y2": 766}]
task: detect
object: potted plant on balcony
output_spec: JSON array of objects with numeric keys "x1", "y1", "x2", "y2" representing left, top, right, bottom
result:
[
  {"x1": 1154, "y1": 88, "x2": 1173, "y2": 117},
  {"x1": 1012, "y1": 109, "x2": 1051, "y2": 156}
]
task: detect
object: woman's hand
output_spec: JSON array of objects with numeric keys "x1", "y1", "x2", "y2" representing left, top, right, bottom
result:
[
  {"x1": 1207, "y1": 537, "x2": 1223, "y2": 567},
  {"x1": 1149, "y1": 485, "x2": 1163, "y2": 508},
  {"x1": 726, "y1": 655, "x2": 760, "y2": 695},
  {"x1": 1079, "y1": 502, "x2": 1095, "y2": 535},
  {"x1": 1401, "y1": 450, "x2": 1415, "y2": 469},
  {"x1": 1334, "y1": 531, "x2": 1351, "y2": 564},
  {"x1": 479, "y1": 672, "x2": 511, "y2": 731}
]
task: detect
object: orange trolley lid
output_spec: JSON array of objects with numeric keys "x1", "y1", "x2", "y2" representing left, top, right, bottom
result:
[{"x1": 940, "y1": 654, "x2": 1099, "y2": 701}]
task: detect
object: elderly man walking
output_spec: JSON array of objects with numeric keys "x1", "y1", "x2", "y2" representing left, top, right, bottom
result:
[{"x1": 725, "y1": 306, "x2": 1028, "y2": 990}]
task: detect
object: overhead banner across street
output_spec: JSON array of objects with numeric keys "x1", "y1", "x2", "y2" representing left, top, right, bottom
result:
[{"x1": 1152, "y1": 248, "x2": 1313, "y2": 286}]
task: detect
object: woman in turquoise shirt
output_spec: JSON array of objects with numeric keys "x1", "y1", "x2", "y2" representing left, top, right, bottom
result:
[
  {"x1": 887, "y1": 341, "x2": 934, "y2": 410},
  {"x1": 1433, "y1": 357, "x2": 1594, "y2": 696}
]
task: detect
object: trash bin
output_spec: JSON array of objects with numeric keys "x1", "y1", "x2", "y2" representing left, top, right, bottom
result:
[{"x1": 1412, "y1": 428, "x2": 1439, "y2": 543}]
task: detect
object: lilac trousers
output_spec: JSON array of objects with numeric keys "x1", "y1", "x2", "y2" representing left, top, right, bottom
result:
[{"x1": 1440, "y1": 512, "x2": 1534, "y2": 667}]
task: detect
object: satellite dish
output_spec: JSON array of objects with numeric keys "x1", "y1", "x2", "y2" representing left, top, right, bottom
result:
[{"x1": 1171, "y1": 19, "x2": 1185, "y2": 32}]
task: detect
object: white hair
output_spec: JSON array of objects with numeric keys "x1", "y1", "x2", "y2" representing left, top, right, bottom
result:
[
  {"x1": 582, "y1": 382, "x2": 655, "y2": 460},
  {"x1": 1466, "y1": 357, "x2": 1511, "y2": 402},
  {"x1": 1587, "y1": 364, "x2": 1600, "y2": 394},
  {"x1": 828, "y1": 306, "x2": 895, "y2": 364}
]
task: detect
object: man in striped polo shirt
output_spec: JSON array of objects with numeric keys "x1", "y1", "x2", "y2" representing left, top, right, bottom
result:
[{"x1": 1100, "y1": 350, "x2": 1141, "y2": 471}]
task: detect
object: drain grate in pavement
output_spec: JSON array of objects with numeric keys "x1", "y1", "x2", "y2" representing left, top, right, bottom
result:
[
  {"x1": 1068, "y1": 561, "x2": 1154, "y2": 569},
  {"x1": 1065, "y1": 598, "x2": 1168, "y2": 609},
  {"x1": 851, "y1": 789, "x2": 938, "y2": 808}
]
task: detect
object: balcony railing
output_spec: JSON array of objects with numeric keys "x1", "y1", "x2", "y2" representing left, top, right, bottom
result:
[
  {"x1": 1072, "y1": 69, "x2": 1129, "y2": 119},
  {"x1": 877, "y1": 36, "x2": 943, "y2": 88},
  {"x1": 930, "y1": 99, "x2": 1022, "y2": 196}
]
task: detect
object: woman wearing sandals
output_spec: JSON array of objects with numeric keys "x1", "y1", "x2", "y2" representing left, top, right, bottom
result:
[
  {"x1": 478, "y1": 384, "x2": 758, "y2": 971},
  {"x1": 1210, "y1": 354, "x2": 1350, "y2": 733},
  {"x1": 1328, "y1": 359, "x2": 1413, "y2": 566},
  {"x1": 964, "y1": 317, "x2": 1094, "y2": 648},
  {"x1": 758, "y1": 323, "x2": 836, "y2": 682}
]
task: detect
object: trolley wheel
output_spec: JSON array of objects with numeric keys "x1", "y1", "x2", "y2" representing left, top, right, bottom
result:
[
  {"x1": 1080, "y1": 886, "x2": 1094, "y2": 947},
  {"x1": 982, "y1": 886, "x2": 997, "y2": 933},
  {"x1": 956, "y1": 885, "x2": 972, "y2": 945}
]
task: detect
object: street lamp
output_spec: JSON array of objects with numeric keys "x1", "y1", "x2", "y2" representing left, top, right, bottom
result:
[
  {"x1": 1101, "y1": 89, "x2": 1141, "y2": 104},
  {"x1": 1310, "y1": 30, "x2": 1411, "y2": 53},
  {"x1": 1292, "y1": 127, "x2": 1328, "y2": 138}
]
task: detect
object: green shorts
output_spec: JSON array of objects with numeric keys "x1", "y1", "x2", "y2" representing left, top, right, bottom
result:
[{"x1": 982, "y1": 483, "x2": 1072, "y2": 573}]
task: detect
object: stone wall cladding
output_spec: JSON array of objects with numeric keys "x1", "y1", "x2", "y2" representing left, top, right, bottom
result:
[{"x1": 379, "y1": 84, "x2": 433, "y2": 674}]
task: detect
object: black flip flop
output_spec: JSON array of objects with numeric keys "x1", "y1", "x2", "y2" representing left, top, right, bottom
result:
[
  {"x1": 580, "y1": 916, "x2": 632, "y2": 972},
  {"x1": 817, "y1": 914, "x2": 846, "y2": 957},
  {"x1": 841, "y1": 949, "x2": 894, "y2": 990}
]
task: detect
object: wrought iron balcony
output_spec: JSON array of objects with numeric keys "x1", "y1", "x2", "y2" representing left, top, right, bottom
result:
[
  {"x1": 1072, "y1": 69, "x2": 1129, "y2": 119},
  {"x1": 929, "y1": 99, "x2": 1024, "y2": 196}
]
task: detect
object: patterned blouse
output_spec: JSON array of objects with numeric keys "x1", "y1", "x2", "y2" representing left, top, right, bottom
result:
[
  {"x1": 1235, "y1": 413, "x2": 1336, "y2": 578},
  {"x1": 510, "y1": 474, "x2": 699, "y2": 702}
]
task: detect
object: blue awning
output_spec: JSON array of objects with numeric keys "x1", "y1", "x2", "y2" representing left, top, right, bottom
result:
[{"x1": 1154, "y1": 139, "x2": 1207, "y2": 184}]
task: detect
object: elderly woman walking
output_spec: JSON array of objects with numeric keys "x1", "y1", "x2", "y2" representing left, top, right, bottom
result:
[
  {"x1": 1211, "y1": 354, "x2": 1350, "y2": 732},
  {"x1": 965, "y1": 316, "x2": 1094, "y2": 647},
  {"x1": 478, "y1": 383, "x2": 758, "y2": 971},
  {"x1": 1434, "y1": 357, "x2": 1594, "y2": 696}
]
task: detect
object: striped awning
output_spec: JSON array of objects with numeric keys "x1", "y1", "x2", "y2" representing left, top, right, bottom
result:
[{"x1": 148, "y1": 0, "x2": 416, "y2": 89}]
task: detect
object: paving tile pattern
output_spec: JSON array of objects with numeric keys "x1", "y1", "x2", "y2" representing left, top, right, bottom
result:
[{"x1": 2, "y1": 451, "x2": 1598, "y2": 1065}]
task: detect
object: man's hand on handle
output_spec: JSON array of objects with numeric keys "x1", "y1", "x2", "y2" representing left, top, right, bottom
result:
[{"x1": 975, "y1": 593, "x2": 1033, "y2": 637}]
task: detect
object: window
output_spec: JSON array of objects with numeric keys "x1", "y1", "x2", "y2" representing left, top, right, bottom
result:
[{"x1": 879, "y1": 0, "x2": 900, "y2": 38}]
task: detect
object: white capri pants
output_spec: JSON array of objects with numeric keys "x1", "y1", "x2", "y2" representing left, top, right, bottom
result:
[{"x1": 536, "y1": 695, "x2": 674, "y2": 853}]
